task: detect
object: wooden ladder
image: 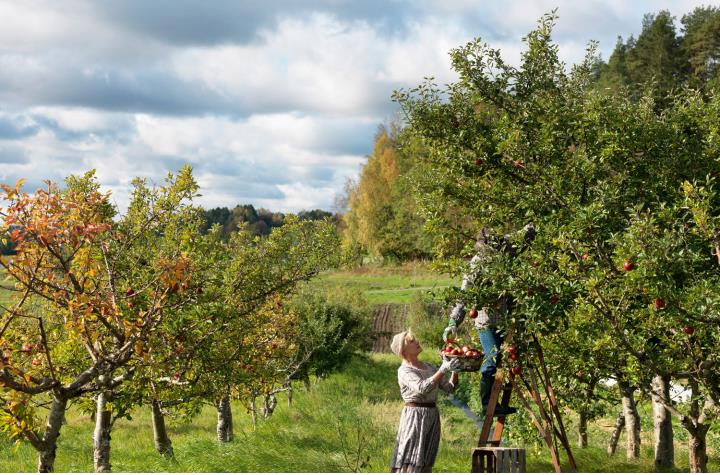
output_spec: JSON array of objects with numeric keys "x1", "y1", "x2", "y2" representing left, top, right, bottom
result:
[{"x1": 477, "y1": 368, "x2": 516, "y2": 447}]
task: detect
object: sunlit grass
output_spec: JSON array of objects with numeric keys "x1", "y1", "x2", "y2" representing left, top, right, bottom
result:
[
  {"x1": 1, "y1": 352, "x2": 716, "y2": 472},
  {"x1": 309, "y1": 262, "x2": 455, "y2": 304}
]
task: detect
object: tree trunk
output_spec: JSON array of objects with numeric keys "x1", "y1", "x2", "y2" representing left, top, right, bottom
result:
[
  {"x1": 577, "y1": 411, "x2": 588, "y2": 448},
  {"x1": 251, "y1": 394, "x2": 257, "y2": 429},
  {"x1": 216, "y1": 395, "x2": 234, "y2": 442},
  {"x1": 688, "y1": 426, "x2": 709, "y2": 473},
  {"x1": 619, "y1": 380, "x2": 641, "y2": 459},
  {"x1": 37, "y1": 393, "x2": 68, "y2": 473},
  {"x1": 151, "y1": 400, "x2": 174, "y2": 457},
  {"x1": 287, "y1": 385, "x2": 293, "y2": 407},
  {"x1": 686, "y1": 381, "x2": 709, "y2": 473},
  {"x1": 262, "y1": 394, "x2": 277, "y2": 418},
  {"x1": 93, "y1": 391, "x2": 112, "y2": 472},
  {"x1": 651, "y1": 374, "x2": 674, "y2": 470},
  {"x1": 607, "y1": 411, "x2": 625, "y2": 456}
]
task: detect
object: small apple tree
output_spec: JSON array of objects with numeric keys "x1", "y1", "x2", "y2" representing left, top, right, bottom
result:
[{"x1": 0, "y1": 167, "x2": 202, "y2": 472}]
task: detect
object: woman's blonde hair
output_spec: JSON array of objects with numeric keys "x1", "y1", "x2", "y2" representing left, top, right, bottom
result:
[{"x1": 390, "y1": 330, "x2": 416, "y2": 357}]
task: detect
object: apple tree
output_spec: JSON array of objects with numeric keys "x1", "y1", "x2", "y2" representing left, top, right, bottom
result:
[
  {"x1": 0, "y1": 167, "x2": 203, "y2": 472},
  {"x1": 394, "y1": 12, "x2": 719, "y2": 471}
]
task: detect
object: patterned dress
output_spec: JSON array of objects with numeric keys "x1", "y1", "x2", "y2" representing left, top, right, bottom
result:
[{"x1": 390, "y1": 362, "x2": 455, "y2": 473}]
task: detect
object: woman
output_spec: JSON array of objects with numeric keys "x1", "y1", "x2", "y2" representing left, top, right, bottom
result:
[{"x1": 389, "y1": 330, "x2": 461, "y2": 473}]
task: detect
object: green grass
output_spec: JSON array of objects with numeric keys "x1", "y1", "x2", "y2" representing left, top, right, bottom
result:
[
  {"x1": 1, "y1": 352, "x2": 716, "y2": 472},
  {"x1": 308, "y1": 262, "x2": 455, "y2": 304}
]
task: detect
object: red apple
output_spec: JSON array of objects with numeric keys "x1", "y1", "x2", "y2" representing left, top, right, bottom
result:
[
  {"x1": 475, "y1": 159, "x2": 483, "y2": 167},
  {"x1": 654, "y1": 298, "x2": 665, "y2": 310},
  {"x1": 513, "y1": 160, "x2": 525, "y2": 169},
  {"x1": 452, "y1": 349, "x2": 463, "y2": 356},
  {"x1": 683, "y1": 326, "x2": 695, "y2": 335},
  {"x1": 510, "y1": 366, "x2": 522, "y2": 376},
  {"x1": 509, "y1": 352, "x2": 519, "y2": 361},
  {"x1": 468, "y1": 308, "x2": 479, "y2": 319},
  {"x1": 125, "y1": 288, "x2": 134, "y2": 297},
  {"x1": 550, "y1": 295, "x2": 560, "y2": 305},
  {"x1": 506, "y1": 345, "x2": 518, "y2": 354},
  {"x1": 623, "y1": 261, "x2": 635, "y2": 271}
]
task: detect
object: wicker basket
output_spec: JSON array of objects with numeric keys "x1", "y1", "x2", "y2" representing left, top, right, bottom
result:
[{"x1": 440, "y1": 352, "x2": 484, "y2": 372}]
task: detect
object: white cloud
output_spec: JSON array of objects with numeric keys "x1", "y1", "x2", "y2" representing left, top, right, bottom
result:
[{"x1": 0, "y1": 0, "x2": 714, "y2": 213}]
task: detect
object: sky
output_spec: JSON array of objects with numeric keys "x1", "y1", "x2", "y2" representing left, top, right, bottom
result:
[{"x1": 0, "y1": 0, "x2": 712, "y2": 213}]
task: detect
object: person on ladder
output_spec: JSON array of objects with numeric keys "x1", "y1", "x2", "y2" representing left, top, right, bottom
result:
[{"x1": 442, "y1": 225, "x2": 535, "y2": 417}]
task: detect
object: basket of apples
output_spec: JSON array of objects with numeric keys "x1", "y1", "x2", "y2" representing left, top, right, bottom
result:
[{"x1": 440, "y1": 339, "x2": 483, "y2": 372}]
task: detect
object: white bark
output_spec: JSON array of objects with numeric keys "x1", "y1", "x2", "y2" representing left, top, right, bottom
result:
[
  {"x1": 151, "y1": 400, "x2": 174, "y2": 457},
  {"x1": 651, "y1": 375, "x2": 674, "y2": 470},
  {"x1": 93, "y1": 391, "x2": 112, "y2": 472},
  {"x1": 262, "y1": 394, "x2": 277, "y2": 418},
  {"x1": 216, "y1": 395, "x2": 234, "y2": 442},
  {"x1": 619, "y1": 380, "x2": 641, "y2": 459},
  {"x1": 37, "y1": 394, "x2": 68, "y2": 473}
]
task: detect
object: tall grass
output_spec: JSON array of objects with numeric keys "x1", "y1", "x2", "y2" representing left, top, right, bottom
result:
[{"x1": 1, "y1": 352, "x2": 716, "y2": 472}]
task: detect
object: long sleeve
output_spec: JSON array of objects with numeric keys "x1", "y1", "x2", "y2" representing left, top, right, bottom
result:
[
  {"x1": 398, "y1": 366, "x2": 437, "y2": 396},
  {"x1": 449, "y1": 254, "x2": 484, "y2": 326}
]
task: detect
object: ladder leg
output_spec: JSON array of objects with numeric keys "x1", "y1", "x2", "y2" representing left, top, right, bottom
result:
[
  {"x1": 490, "y1": 377, "x2": 515, "y2": 446},
  {"x1": 477, "y1": 368, "x2": 505, "y2": 445}
]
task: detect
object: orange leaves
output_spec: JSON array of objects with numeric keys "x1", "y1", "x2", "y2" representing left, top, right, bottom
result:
[
  {"x1": 157, "y1": 255, "x2": 193, "y2": 292},
  {"x1": 0, "y1": 178, "x2": 25, "y2": 200}
]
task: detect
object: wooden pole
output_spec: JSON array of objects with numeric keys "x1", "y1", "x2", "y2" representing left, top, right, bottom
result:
[{"x1": 533, "y1": 335, "x2": 578, "y2": 471}]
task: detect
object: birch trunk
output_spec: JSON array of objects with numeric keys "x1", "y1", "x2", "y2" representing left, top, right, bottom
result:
[
  {"x1": 37, "y1": 393, "x2": 68, "y2": 473},
  {"x1": 577, "y1": 411, "x2": 588, "y2": 448},
  {"x1": 151, "y1": 400, "x2": 174, "y2": 457},
  {"x1": 619, "y1": 380, "x2": 641, "y2": 459},
  {"x1": 607, "y1": 412, "x2": 625, "y2": 456},
  {"x1": 93, "y1": 391, "x2": 112, "y2": 472},
  {"x1": 651, "y1": 375, "x2": 674, "y2": 470},
  {"x1": 216, "y1": 395, "x2": 234, "y2": 442}
]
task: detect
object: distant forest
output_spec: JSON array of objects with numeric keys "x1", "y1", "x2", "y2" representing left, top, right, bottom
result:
[
  {"x1": 202, "y1": 204, "x2": 337, "y2": 239},
  {"x1": 0, "y1": 206, "x2": 336, "y2": 255}
]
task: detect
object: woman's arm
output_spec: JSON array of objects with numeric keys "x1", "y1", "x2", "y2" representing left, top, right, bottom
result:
[{"x1": 440, "y1": 371, "x2": 459, "y2": 393}]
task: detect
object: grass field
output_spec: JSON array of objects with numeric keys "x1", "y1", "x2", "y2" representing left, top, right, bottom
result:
[
  {"x1": 0, "y1": 264, "x2": 717, "y2": 472},
  {"x1": 308, "y1": 261, "x2": 455, "y2": 304},
  {"x1": 1, "y1": 351, "x2": 717, "y2": 472}
]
